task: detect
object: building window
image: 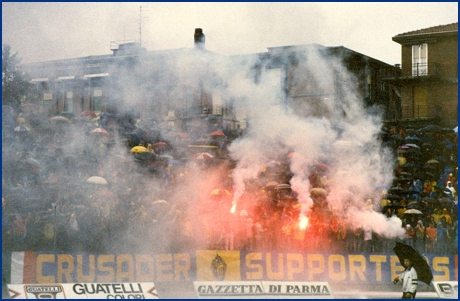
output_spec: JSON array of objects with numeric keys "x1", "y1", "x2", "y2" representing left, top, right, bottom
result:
[
  {"x1": 412, "y1": 43, "x2": 428, "y2": 76},
  {"x1": 366, "y1": 74, "x2": 372, "y2": 98},
  {"x1": 43, "y1": 92, "x2": 53, "y2": 112},
  {"x1": 64, "y1": 91, "x2": 73, "y2": 113},
  {"x1": 93, "y1": 89, "x2": 102, "y2": 111},
  {"x1": 212, "y1": 105, "x2": 223, "y2": 115}
]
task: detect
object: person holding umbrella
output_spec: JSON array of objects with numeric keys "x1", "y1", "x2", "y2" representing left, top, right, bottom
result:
[
  {"x1": 393, "y1": 258, "x2": 418, "y2": 299},
  {"x1": 393, "y1": 242, "x2": 433, "y2": 299}
]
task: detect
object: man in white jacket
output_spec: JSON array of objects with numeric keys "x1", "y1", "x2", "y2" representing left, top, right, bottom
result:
[{"x1": 393, "y1": 258, "x2": 418, "y2": 299}]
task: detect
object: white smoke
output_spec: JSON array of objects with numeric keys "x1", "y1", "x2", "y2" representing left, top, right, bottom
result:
[{"x1": 225, "y1": 44, "x2": 400, "y2": 237}]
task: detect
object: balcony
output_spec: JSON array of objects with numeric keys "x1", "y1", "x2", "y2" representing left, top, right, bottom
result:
[
  {"x1": 401, "y1": 104, "x2": 442, "y2": 119},
  {"x1": 411, "y1": 62, "x2": 440, "y2": 77}
]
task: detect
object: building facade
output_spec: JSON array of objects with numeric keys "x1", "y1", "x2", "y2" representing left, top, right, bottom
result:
[
  {"x1": 21, "y1": 29, "x2": 400, "y2": 134},
  {"x1": 229, "y1": 44, "x2": 401, "y2": 125},
  {"x1": 387, "y1": 22, "x2": 458, "y2": 128}
]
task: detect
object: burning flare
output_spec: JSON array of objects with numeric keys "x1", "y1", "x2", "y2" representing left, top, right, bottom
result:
[
  {"x1": 298, "y1": 214, "x2": 309, "y2": 230},
  {"x1": 230, "y1": 202, "x2": 237, "y2": 214}
]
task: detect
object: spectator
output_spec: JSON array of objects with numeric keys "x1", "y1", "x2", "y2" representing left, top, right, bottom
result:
[
  {"x1": 435, "y1": 222, "x2": 450, "y2": 254},
  {"x1": 363, "y1": 225, "x2": 373, "y2": 252},
  {"x1": 404, "y1": 224, "x2": 415, "y2": 247},
  {"x1": 432, "y1": 209, "x2": 442, "y2": 224},
  {"x1": 451, "y1": 221, "x2": 458, "y2": 254},
  {"x1": 425, "y1": 222, "x2": 437, "y2": 253},
  {"x1": 242, "y1": 217, "x2": 254, "y2": 251},
  {"x1": 413, "y1": 179, "x2": 423, "y2": 193},
  {"x1": 439, "y1": 208, "x2": 452, "y2": 226},
  {"x1": 179, "y1": 215, "x2": 195, "y2": 251},
  {"x1": 445, "y1": 181, "x2": 456, "y2": 199},
  {"x1": 414, "y1": 220, "x2": 426, "y2": 253},
  {"x1": 252, "y1": 217, "x2": 266, "y2": 251},
  {"x1": 424, "y1": 211, "x2": 435, "y2": 227},
  {"x1": 421, "y1": 180, "x2": 432, "y2": 198},
  {"x1": 12, "y1": 213, "x2": 31, "y2": 250}
]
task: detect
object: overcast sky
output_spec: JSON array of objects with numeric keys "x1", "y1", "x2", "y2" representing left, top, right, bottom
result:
[{"x1": 2, "y1": 2, "x2": 458, "y2": 65}]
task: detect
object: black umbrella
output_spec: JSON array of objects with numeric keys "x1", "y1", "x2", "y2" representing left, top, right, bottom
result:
[
  {"x1": 396, "y1": 177, "x2": 412, "y2": 182},
  {"x1": 382, "y1": 202, "x2": 403, "y2": 213},
  {"x1": 398, "y1": 172, "x2": 413, "y2": 177},
  {"x1": 406, "y1": 203, "x2": 424, "y2": 211},
  {"x1": 133, "y1": 152, "x2": 157, "y2": 163},
  {"x1": 417, "y1": 125, "x2": 445, "y2": 133},
  {"x1": 400, "y1": 163, "x2": 416, "y2": 169},
  {"x1": 393, "y1": 242, "x2": 433, "y2": 285},
  {"x1": 424, "y1": 172, "x2": 437, "y2": 179},
  {"x1": 405, "y1": 136, "x2": 421, "y2": 143},
  {"x1": 421, "y1": 197, "x2": 436, "y2": 204},
  {"x1": 384, "y1": 194, "x2": 402, "y2": 201},
  {"x1": 389, "y1": 187, "x2": 406, "y2": 195}
]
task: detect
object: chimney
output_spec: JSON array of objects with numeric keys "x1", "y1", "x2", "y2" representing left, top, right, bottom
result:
[{"x1": 194, "y1": 28, "x2": 205, "y2": 50}]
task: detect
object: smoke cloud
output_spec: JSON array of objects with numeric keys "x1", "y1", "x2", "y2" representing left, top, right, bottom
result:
[{"x1": 3, "y1": 37, "x2": 407, "y2": 260}]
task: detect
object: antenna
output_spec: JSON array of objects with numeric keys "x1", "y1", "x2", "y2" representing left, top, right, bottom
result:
[{"x1": 139, "y1": 6, "x2": 149, "y2": 47}]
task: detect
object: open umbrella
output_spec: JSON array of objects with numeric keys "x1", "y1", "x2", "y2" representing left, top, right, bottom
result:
[
  {"x1": 417, "y1": 125, "x2": 445, "y2": 133},
  {"x1": 384, "y1": 194, "x2": 402, "y2": 201},
  {"x1": 130, "y1": 146, "x2": 149, "y2": 154},
  {"x1": 265, "y1": 159, "x2": 281, "y2": 168},
  {"x1": 398, "y1": 172, "x2": 412, "y2": 177},
  {"x1": 421, "y1": 197, "x2": 436, "y2": 203},
  {"x1": 194, "y1": 152, "x2": 214, "y2": 160},
  {"x1": 406, "y1": 203, "x2": 424, "y2": 211},
  {"x1": 81, "y1": 110, "x2": 97, "y2": 119},
  {"x1": 133, "y1": 152, "x2": 157, "y2": 163},
  {"x1": 19, "y1": 158, "x2": 42, "y2": 170},
  {"x1": 49, "y1": 116, "x2": 70, "y2": 123},
  {"x1": 152, "y1": 141, "x2": 169, "y2": 152},
  {"x1": 151, "y1": 200, "x2": 170, "y2": 213},
  {"x1": 90, "y1": 127, "x2": 110, "y2": 136},
  {"x1": 393, "y1": 242, "x2": 433, "y2": 285},
  {"x1": 178, "y1": 132, "x2": 190, "y2": 139},
  {"x1": 437, "y1": 197, "x2": 453, "y2": 204},
  {"x1": 389, "y1": 187, "x2": 405, "y2": 194},
  {"x1": 310, "y1": 187, "x2": 328, "y2": 198},
  {"x1": 210, "y1": 131, "x2": 226, "y2": 137},
  {"x1": 424, "y1": 172, "x2": 437, "y2": 179},
  {"x1": 14, "y1": 125, "x2": 31, "y2": 132},
  {"x1": 276, "y1": 184, "x2": 291, "y2": 190},
  {"x1": 405, "y1": 143, "x2": 420, "y2": 149},
  {"x1": 85, "y1": 176, "x2": 108, "y2": 185},
  {"x1": 403, "y1": 208, "x2": 423, "y2": 215},
  {"x1": 382, "y1": 202, "x2": 403, "y2": 213},
  {"x1": 405, "y1": 136, "x2": 421, "y2": 143},
  {"x1": 425, "y1": 159, "x2": 440, "y2": 164},
  {"x1": 265, "y1": 181, "x2": 279, "y2": 188}
]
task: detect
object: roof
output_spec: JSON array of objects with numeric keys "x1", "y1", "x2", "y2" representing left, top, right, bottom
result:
[{"x1": 394, "y1": 22, "x2": 457, "y2": 37}]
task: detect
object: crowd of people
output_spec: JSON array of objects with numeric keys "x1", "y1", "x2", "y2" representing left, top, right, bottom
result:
[{"x1": 2, "y1": 107, "x2": 458, "y2": 256}]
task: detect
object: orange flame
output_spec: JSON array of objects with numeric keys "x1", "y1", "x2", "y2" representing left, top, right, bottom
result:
[{"x1": 299, "y1": 215, "x2": 309, "y2": 230}]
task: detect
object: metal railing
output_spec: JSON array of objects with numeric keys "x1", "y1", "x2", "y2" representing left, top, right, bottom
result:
[
  {"x1": 401, "y1": 104, "x2": 442, "y2": 119},
  {"x1": 176, "y1": 105, "x2": 223, "y2": 119},
  {"x1": 411, "y1": 62, "x2": 440, "y2": 76}
]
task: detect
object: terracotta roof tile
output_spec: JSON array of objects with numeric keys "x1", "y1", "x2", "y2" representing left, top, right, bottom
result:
[{"x1": 395, "y1": 22, "x2": 458, "y2": 37}]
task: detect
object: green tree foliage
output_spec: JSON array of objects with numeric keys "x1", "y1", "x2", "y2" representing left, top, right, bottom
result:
[{"x1": 2, "y1": 44, "x2": 32, "y2": 108}]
